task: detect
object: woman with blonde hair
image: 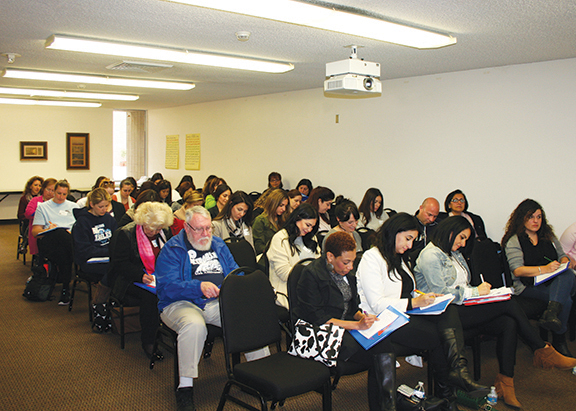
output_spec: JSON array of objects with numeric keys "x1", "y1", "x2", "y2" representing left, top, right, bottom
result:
[
  {"x1": 72, "y1": 188, "x2": 118, "y2": 282},
  {"x1": 109, "y1": 202, "x2": 173, "y2": 357},
  {"x1": 252, "y1": 188, "x2": 289, "y2": 255}
]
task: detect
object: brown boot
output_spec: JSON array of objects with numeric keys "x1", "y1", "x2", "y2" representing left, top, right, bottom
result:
[
  {"x1": 533, "y1": 342, "x2": 576, "y2": 370},
  {"x1": 494, "y1": 373, "x2": 522, "y2": 409}
]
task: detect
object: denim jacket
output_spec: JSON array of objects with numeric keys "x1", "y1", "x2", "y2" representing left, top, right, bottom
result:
[{"x1": 413, "y1": 242, "x2": 479, "y2": 304}]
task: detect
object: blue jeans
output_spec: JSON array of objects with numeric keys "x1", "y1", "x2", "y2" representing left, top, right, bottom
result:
[{"x1": 520, "y1": 268, "x2": 576, "y2": 334}]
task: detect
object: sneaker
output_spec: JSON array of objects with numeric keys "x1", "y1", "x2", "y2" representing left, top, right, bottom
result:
[
  {"x1": 58, "y1": 290, "x2": 70, "y2": 306},
  {"x1": 175, "y1": 387, "x2": 195, "y2": 411}
]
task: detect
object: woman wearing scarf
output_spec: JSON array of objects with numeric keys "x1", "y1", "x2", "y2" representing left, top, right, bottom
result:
[
  {"x1": 109, "y1": 202, "x2": 173, "y2": 358},
  {"x1": 211, "y1": 191, "x2": 255, "y2": 249}
]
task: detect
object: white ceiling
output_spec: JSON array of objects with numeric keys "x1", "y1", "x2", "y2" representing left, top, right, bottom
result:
[{"x1": 1, "y1": 0, "x2": 576, "y2": 110}]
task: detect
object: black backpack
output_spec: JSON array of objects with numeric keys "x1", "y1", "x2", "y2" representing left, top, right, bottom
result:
[{"x1": 23, "y1": 260, "x2": 55, "y2": 302}]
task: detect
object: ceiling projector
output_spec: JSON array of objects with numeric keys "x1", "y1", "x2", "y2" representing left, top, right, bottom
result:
[{"x1": 324, "y1": 46, "x2": 382, "y2": 98}]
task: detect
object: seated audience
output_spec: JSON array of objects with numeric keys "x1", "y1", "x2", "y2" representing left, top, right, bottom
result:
[
  {"x1": 112, "y1": 178, "x2": 135, "y2": 211},
  {"x1": 211, "y1": 191, "x2": 255, "y2": 248},
  {"x1": 323, "y1": 196, "x2": 363, "y2": 252},
  {"x1": 267, "y1": 203, "x2": 320, "y2": 308},
  {"x1": 25, "y1": 178, "x2": 57, "y2": 257},
  {"x1": 502, "y1": 199, "x2": 576, "y2": 357},
  {"x1": 109, "y1": 202, "x2": 173, "y2": 359},
  {"x1": 437, "y1": 189, "x2": 487, "y2": 239},
  {"x1": 293, "y1": 231, "x2": 395, "y2": 411},
  {"x1": 357, "y1": 187, "x2": 387, "y2": 231},
  {"x1": 414, "y1": 216, "x2": 576, "y2": 408},
  {"x1": 252, "y1": 188, "x2": 289, "y2": 255},
  {"x1": 72, "y1": 188, "x2": 118, "y2": 282},
  {"x1": 172, "y1": 190, "x2": 205, "y2": 236},
  {"x1": 18, "y1": 175, "x2": 43, "y2": 221},
  {"x1": 207, "y1": 184, "x2": 231, "y2": 219},
  {"x1": 156, "y1": 206, "x2": 239, "y2": 411},
  {"x1": 306, "y1": 186, "x2": 335, "y2": 232},
  {"x1": 296, "y1": 178, "x2": 313, "y2": 201},
  {"x1": 357, "y1": 213, "x2": 487, "y2": 403},
  {"x1": 406, "y1": 197, "x2": 441, "y2": 267},
  {"x1": 286, "y1": 189, "x2": 302, "y2": 214},
  {"x1": 32, "y1": 180, "x2": 79, "y2": 305}
]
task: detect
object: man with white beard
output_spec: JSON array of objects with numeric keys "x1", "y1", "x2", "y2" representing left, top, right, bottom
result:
[{"x1": 156, "y1": 206, "x2": 239, "y2": 411}]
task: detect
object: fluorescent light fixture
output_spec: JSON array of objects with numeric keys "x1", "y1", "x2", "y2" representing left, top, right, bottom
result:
[
  {"x1": 0, "y1": 87, "x2": 139, "y2": 101},
  {"x1": 2, "y1": 69, "x2": 195, "y2": 91},
  {"x1": 166, "y1": 0, "x2": 456, "y2": 49},
  {"x1": 46, "y1": 35, "x2": 294, "y2": 73},
  {"x1": 0, "y1": 97, "x2": 101, "y2": 108}
]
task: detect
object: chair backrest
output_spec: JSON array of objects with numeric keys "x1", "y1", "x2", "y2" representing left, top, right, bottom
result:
[
  {"x1": 356, "y1": 226, "x2": 375, "y2": 251},
  {"x1": 316, "y1": 230, "x2": 329, "y2": 248},
  {"x1": 286, "y1": 258, "x2": 316, "y2": 328},
  {"x1": 224, "y1": 238, "x2": 258, "y2": 271},
  {"x1": 219, "y1": 270, "x2": 281, "y2": 357},
  {"x1": 248, "y1": 191, "x2": 261, "y2": 203},
  {"x1": 469, "y1": 238, "x2": 511, "y2": 287}
]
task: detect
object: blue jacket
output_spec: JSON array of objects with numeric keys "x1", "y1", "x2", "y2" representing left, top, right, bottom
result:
[{"x1": 156, "y1": 230, "x2": 238, "y2": 311}]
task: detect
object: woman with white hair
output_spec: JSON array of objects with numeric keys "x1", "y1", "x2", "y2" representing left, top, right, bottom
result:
[{"x1": 109, "y1": 201, "x2": 173, "y2": 358}]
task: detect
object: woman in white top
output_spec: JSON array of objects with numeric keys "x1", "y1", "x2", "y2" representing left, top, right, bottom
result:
[
  {"x1": 357, "y1": 213, "x2": 487, "y2": 402},
  {"x1": 267, "y1": 203, "x2": 320, "y2": 308},
  {"x1": 358, "y1": 187, "x2": 388, "y2": 231},
  {"x1": 211, "y1": 191, "x2": 255, "y2": 249}
]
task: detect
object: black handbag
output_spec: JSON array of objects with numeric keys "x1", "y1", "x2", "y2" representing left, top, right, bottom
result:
[{"x1": 397, "y1": 394, "x2": 451, "y2": 411}]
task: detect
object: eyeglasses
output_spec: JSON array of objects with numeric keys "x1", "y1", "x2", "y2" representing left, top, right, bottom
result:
[
  {"x1": 186, "y1": 223, "x2": 212, "y2": 234},
  {"x1": 101, "y1": 181, "x2": 115, "y2": 188},
  {"x1": 451, "y1": 198, "x2": 465, "y2": 203}
]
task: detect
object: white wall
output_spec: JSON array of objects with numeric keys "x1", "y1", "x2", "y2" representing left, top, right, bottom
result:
[
  {"x1": 0, "y1": 105, "x2": 113, "y2": 219},
  {"x1": 148, "y1": 58, "x2": 576, "y2": 241}
]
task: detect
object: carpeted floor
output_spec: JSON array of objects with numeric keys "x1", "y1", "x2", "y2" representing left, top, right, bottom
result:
[{"x1": 1, "y1": 222, "x2": 575, "y2": 410}]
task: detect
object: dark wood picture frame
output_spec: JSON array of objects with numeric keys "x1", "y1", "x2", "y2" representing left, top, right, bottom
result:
[
  {"x1": 20, "y1": 141, "x2": 48, "y2": 160},
  {"x1": 66, "y1": 132, "x2": 90, "y2": 170}
]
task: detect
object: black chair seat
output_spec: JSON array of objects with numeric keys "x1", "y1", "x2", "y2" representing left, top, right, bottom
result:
[{"x1": 234, "y1": 352, "x2": 329, "y2": 400}]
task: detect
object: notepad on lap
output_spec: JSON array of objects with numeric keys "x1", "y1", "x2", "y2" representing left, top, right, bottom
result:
[
  {"x1": 406, "y1": 294, "x2": 455, "y2": 315},
  {"x1": 534, "y1": 262, "x2": 569, "y2": 286},
  {"x1": 350, "y1": 305, "x2": 410, "y2": 350}
]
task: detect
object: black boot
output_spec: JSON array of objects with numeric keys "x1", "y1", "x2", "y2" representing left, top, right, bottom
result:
[
  {"x1": 440, "y1": 328, "x2": 489, "y2": 397},
  {"x1": 552, "y1": 332, "x2": 573, "y2": 357},
  {"x1": 539, "y1": 301, "x2": 563, "y2": 333},
  {"x1": 369, "y1": 353, "x2": 396, "y2": 411}
]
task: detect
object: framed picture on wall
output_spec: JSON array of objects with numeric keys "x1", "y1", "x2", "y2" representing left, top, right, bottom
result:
[
  {"x1": 20, "y1": 141, "x2": 48, "y2": 160},
  {"x1": 66, "y1": 132, "x2": 90, "y2": 170}
]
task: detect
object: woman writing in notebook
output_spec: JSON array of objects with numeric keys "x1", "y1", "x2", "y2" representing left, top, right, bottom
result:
[
  {"x1": 356, "y1": 213, "x2": 487, "y2": 406},
  {"x1": 414, "y1": 216, "x2": 576, "y2": 408},
  {"x1": 502, "y1": 199, "x2": 576, "y2": 357}
]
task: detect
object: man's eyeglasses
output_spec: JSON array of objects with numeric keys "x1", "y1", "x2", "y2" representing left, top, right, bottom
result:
[{"x1": 186, "y1": 223, "x2": 212, "y2": 234}]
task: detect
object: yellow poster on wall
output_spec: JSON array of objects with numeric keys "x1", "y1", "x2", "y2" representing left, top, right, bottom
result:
[
  {"x1": 185, "y1": 134, "x2": 200, "y2": 170},
  {"x1": 165, "y1": 135, "x2": 179, "y2": 169}
]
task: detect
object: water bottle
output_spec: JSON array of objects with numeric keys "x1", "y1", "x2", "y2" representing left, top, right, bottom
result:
[
  {"x1": 411, "y1": 381, "x2": 425, "y2": 401},
  {"x1": 486, "y1": 386, "x2": 498, "y2": 406}
]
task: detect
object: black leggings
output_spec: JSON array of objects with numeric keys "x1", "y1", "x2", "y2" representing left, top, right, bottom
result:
[
  {"x1": 124, "y1": 284, "x2": 160, "y2": 346},
  {"x1": 456, "y1": 299, "x2": 545, "y2": 377},
  {"x1": 37, "y1": 229, "x2": 74, "y2": 290}
]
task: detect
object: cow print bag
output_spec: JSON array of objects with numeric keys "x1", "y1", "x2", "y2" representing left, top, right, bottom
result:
[{"x1": 288, "y1": 319, "x2": 344, "y2": 367}]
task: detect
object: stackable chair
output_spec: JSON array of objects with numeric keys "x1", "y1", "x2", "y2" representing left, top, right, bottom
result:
[{"x1": 217, "y1": 270, "x2": 331, "y2": 411}]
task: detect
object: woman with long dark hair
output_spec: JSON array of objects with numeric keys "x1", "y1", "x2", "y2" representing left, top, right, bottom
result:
[
  {"x1": 414, "y1": 216, "x2": 576, "y2": 408},
  {"x1": 212, "y1": 191, "x2": 255, "y2": 248},
  {"x1": 18, "y1": 175, "x2": 43, "y2": 220},
  {"x1": 266, "y1": 203, "x2": 320, "y2": 308},
  {"x1": 502, "y1": 199, "x2": 576, "y2": 357},
  {"x1": 357, "y1": 213, "x2": 487, "y2": 405},
  {"x1": 323, "y1": 197, "x2": 362, "y2": 252},
  {"x1": 305, "y1": 186, "x2": 335, "y2": 232},
  {"x1": 207, "y1": 183, "x2": 231, "y2": 219},
  {"x1": 358, "y1": 187, "x2": 387, "y2": 231}
]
